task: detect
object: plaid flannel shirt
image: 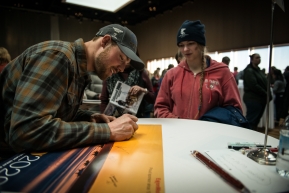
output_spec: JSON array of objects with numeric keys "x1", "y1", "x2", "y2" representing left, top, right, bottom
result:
[{"x1": 0, "y1": 39, "x2": 110, "y2": 157}]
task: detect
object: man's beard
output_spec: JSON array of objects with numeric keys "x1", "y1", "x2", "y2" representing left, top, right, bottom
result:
[{"x1": 94, "y1": 46, "x2": 112, "y2": 80}]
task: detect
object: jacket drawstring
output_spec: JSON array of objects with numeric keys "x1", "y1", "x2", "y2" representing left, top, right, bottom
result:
[
  {"x1": 207, "y1": 71, "x2": 212, "y2": 103},
  {"x1": 180, "y1": 67, "x2": 185, "y2": 99},
  {"x1": 194, "y1": 105, "x2": 201, "y2": 119}
]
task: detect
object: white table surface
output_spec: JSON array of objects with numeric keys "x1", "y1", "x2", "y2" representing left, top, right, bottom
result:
[{"x1": 137, "y1": 118, "x2": 284, "y2": 193}]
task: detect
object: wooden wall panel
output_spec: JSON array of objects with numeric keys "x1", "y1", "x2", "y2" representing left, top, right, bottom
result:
[
  {"x1": 1, "y1": 0, "x2": 288, "y2": 64},
  {"x1": 132, "y1": 0, "x2": 289, "y2": 63},
  {"x1": 1, "y1": 9, "x2": 50, "y2": 59}
]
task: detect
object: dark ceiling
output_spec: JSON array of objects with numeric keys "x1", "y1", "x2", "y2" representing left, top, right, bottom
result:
[{"x1": 0, "y1": 0, "x2": 192, "y2": 25}]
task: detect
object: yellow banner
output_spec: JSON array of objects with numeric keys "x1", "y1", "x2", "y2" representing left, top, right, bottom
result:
[{"x1": 89, "y1": 124, "x2": 164, "y2": 193}]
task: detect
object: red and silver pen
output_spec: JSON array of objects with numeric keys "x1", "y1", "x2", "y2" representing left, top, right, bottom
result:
[{"x1": 192, "y1": 150, "x2": 251, "y2": 193}]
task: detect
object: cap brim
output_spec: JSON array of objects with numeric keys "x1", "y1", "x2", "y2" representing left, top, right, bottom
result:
[{"x1": 117, "y1": 43, "x2": 144, "y2": 71}]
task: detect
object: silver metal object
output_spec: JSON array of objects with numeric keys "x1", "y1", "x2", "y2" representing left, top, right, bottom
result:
[{"x1": 247, "y1": 0, "x2": 283, "y2": 165}]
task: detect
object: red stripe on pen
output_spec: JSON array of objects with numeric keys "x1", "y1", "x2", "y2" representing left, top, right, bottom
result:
[{"x1": 192, "y1": 150, "x2": 248, "y2": 192}]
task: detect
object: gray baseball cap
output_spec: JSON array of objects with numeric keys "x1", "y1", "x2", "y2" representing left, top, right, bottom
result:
[{"x1": 96, "y1": 24, "x2": 144, "y2": 71}]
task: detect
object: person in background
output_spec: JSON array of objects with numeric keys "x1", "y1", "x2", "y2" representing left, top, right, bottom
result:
[
  {"x1": 233, "y1": 67, "x2": 238, "y2": 85},
  {"x1": 168, "y1": 64, "x2": 174, "y2": 70},
  {"x1": 0, "y1": 24, "x2": 142, "y2": 160},
  {"x1": 143, "y1": 67, "x2": 152, "y2": 79},
  {"x1": 272, "y1": 69, "x2": 285, "y2": 122},
  {"x1": 155, "y1": 20, "x2": 242, "y2": 121},
  {"x1": 156, "y1": 67, "x2": 161, "y2": 74},
  {"x1": 100, "y1": 64, "x2": 155, "y2": 118},
  {"x1": 261, "y1": 68, "x2": 266, "y2": 76},
  {"x1": 159, "y1": 64, "x2": 174, "y2": 87},
  {"x1": 0, "y1": 47, "x2": 11, "y2": 73},
  {"x1": 175, "y1": 51, "x2": 183, "y2": 64},
  {"x1": 270, "y1": 66, "x2": 277, "y2": 84},
  {"x1": 279, "y1": 66, "x2": 289, "y2": 126},
  {"x1": 151, "y1": 69, "x2": 160, "y2": 96},
  {"x1": 243, "y1": 54, "x2": 270, "y2": 130},
  {"x1": 222, "y1": 56, "x2": 230, "y2": 66}
]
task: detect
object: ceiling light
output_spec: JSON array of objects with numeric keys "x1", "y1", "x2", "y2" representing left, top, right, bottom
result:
[{"x1": 62, "y1": 0, "x2": 134, "y2": 13}]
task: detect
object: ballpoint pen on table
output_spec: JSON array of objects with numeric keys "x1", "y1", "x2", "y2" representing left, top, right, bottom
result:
[{"x1": 191, "y1": 150, "x2": 251, "y2": 193}]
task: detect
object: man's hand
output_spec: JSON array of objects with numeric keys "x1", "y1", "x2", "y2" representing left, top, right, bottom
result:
[
  {"x1": 90, "y1": 113, "x2": 116, "y2": 123},
  {"x1": 108, "y1": 114, "x2": 138, "y2": 141}
]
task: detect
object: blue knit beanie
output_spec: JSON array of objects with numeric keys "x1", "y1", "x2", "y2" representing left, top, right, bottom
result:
[{"x1": 177, "y1": 20, "x2": 206, "y2": 46}]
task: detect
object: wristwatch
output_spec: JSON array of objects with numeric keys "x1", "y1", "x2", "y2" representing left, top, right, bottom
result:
[{"x1": 143, "y1": 88, "x2": 148, "y2": 94}]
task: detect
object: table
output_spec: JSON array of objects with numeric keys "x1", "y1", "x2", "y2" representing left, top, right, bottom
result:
[
  {"x1": 1, "y1": 119, "x2": 286, "y2": 193},
  {"x1": 238, "y1": 80, "x2": 275, "y2": 129},
  {"x1": 137, "y1": 118, "x2": 282, "y2": 193}
]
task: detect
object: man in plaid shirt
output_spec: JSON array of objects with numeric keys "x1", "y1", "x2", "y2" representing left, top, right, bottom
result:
[{"x1": 0, "y1": 24, "x2": 143, "y2": 160}]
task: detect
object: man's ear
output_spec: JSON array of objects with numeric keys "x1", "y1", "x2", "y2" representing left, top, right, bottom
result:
[{"x1": 101, "y1": 35, "x2": 112, "y2": 48}]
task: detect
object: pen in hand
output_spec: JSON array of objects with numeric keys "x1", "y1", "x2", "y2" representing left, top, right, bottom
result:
[{"x1": 191, "y1": 150, "x2": 250, "y2": 193}]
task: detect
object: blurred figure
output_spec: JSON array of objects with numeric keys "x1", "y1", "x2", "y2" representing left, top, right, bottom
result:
[
  {"x1": 143, "y1": 67, "x2": 152, "y2": 79},
  {"x1": 222, "y1": 56, "x2": 230, "y2": 66},
  {"x1": 272, "y1": 69, "x2": 285, "y2": 122},
  {"x1": 175, "y1": 51, "x2": 183, "y2": 64},
  {"x1": 100, "y1": 65, "x2": 155, "y2": 118},
  {"x1": 243, "y1": 54, "x2": 270, "y2": 130},
  {"x1": 151, "y1": 69, "x2": 160, "y2": 96},
  {"x1": 279, "y1": 66, "x2": 289, "y2": 126},
  {"x1": 0, "y1": 47, "x2": 11, "y2": 73},
  {"x1": 159, "y1": 64, "x2": 174, "y2": 87},
  {"x1": 233, "y1": 67, "x2": 238, "y2": 77},
  {"x1": 261, "y1": 68, "x2": 266, "y2": 76},
  {"x1": 233, "y1": 67, "x2": 238, "y2": 85},
  {"x1": 270, "y1": 66, "x2": 277, "y2": 84},
  {"x1": 168, "y1": 64, "x2": 174, "y2": 70}
]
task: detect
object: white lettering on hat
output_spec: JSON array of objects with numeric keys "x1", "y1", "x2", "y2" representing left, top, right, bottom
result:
[
  {"x1": 112, "y1": 33, "x2": 118, "y2": 39},
  {"x1": 179, "y1": 28, "x2": 188, "y2": 38},
  {"x1": 113, "y1": 27, "x2": 123, "y2": 33},
  {"x1": 96, "y1": 30, "x2": 103, "y2": 35}
]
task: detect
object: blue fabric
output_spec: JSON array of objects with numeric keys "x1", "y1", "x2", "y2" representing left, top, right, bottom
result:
[{"x1": 199, "y1": 106, "x2": 250, "y2": 129}]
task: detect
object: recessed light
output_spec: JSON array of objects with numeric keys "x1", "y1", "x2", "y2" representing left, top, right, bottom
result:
[{"x1": 63, "y1": 0, "x2": 134, "y2": 13}]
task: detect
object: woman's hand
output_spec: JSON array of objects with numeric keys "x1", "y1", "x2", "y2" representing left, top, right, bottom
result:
[{"x1": 129, "y1": 85, "x2": 147, "y2": 95}]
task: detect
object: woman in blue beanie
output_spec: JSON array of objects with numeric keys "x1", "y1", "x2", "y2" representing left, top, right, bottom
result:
[{"x1": 154, "y1": 20, "x2": 242, "y2": 121}]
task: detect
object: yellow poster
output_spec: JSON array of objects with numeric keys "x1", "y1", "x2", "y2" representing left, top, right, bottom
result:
[{"x1": 89, "y1": 124, "x2": 164, "y2": 193}]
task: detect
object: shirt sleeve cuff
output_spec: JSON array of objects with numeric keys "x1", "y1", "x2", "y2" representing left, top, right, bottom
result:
[{"x1": 92, "y1": 123, "x2": 111, "y2": 143}]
